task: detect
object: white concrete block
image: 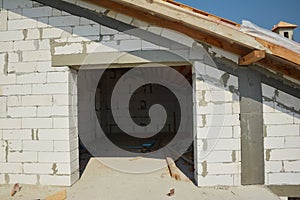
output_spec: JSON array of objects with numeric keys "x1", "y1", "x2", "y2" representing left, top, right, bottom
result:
[
  {"x1": 26, "y1": 29, "x2": 40, "y2": 40},
  {"x1": 101, "y1": 26, "x2": 118, "y2": 35},
  {"x1": 8, "y1": 151, "x2": 38, "y2": 162},
  {"x1": 7, "y1": 9, "x2": 23, "y2": 20},
  {"x1": 17, "y1": 73, "x2": 47, "y2": 84},
  {"x1": 233, "y1": 126, "x2": 241, "y2": 138},
  {"x1": 39, "y1": 175, "x2": 71, "y2": 186},
  {"x1": 2, "y1": 129, "x2": 32, "y2": 140},
  {"x1": 264, "y1": 137, "x2": 284, "y2": 149},
  {"x1": 47, "y1": 72, "x2": 68, "y2": 83},
  {"x1": 53, "y1": 95, "x2": 70, "y2": 106},
  {"x1": 38, "y1": 152, "x2": 70, "y2": 163},
  {"x1": 38, "y1": 129, "x2": 70, "y2": 140},
  {"x1": 264, "y1": 113, "x2": 294, "y2": 125},
  {"x1": 37, "y1": 106, "x2": 69, "y2": 117},
  {"x1": 23, "y1": 7, "x2": 53, "y2": 18},
  {"x1": 265, "y1": 161, "x2": 283, "y2": 173},
  {"x1": 86, "y1": 42, "x2": 118, "y2": 53},
  {"x1": 197, "y1": 103, "x2": 233, "y2": 115},
  {"x1": 32, "y1": 83, "x2": 68, "y2": 94},
  {"x1": 23, "y1": 140, "x2": 53, "y2": 151},
  {"x1": 9, "y1": 174, "x2": 37, "y2": 185},
  {"x1": 8, "y1": 52, "x2": 19, "y2": 63},
  {"x1": 8, "y1": 18, "x2": 37, "y2": 30},
  {"x1": 7, "y1": 106, "x2": 36, "y2": 118},
  {"x1": 0, "y1": 41, "x2": 13, "y2": 52},
  {"x1": 53, "y1": 117, "x2": 70, "y2": 129},
  {"x1": 0, "y1": 10, "x2": 8, "y2": 31},
  {"x1": 204, "y1": 114, "x2": 240, "y2": 127},
  {"x1": 199, "y1": 151, "x2": 233, "y2": 163},
  {"x1": 73, "y1": 25, "x2": 100, "y2": 36},
  {"x1": 0, "y1": 163, "x2": 23, "y2": 173},
  {"x1": 49, "y1": 16, "x2": 80, "y2": 27},
  {"x1": 269, "y1": 149, "x2": 300, "y2": 161},
  {"x1": 161, "y1": 28, "x2": 194, "y2": 47},
  {"x1": 3, "y1": 0, "x2": 33, "y2": 9},
  {"x1": 22, "y1": 118, "x2": 52, "y2": 129},
  {"x1": 197, "y1": 126, "x2": 232, "y2": 139},
  {"x1": 208, "y1": 138, "x2": 240, "y2": 151},
  {"x1": 0, "y1": 30, "x2": 24, "y2": 41},
  {"x1": 7, "y1": 140, "x2": 22, "y2": 151},
  {"x1": 262, "y1": 84, "x2": 275, "y2": 99},
  {"x1": 141, "y1": 40, "x2": 161, "y2": 50},
  {"x1": 205, "y1": 162, "x2": 239, "y2": 175},
  {"x1": 269, "y1": 173, "x2": 300, "y2": 185},
  {"x1": 284, "y1": 161, "x2": 300, "y2": 172},
  {"x1": 208, "y1": 90, "x2": 233, "y2": 103},
  {"x1": 8, "y1": 62, "x2": 36, "y2": 73},
  {"x1": 285, "y1": 136, "x2": 300, "y2": 148},
  {"x1": 54, "y1": 141, "x2": 70, "y2": 151},
  {"x1": 263, "y1": 100, "x2": 275, "y2": 113},
  {"x1": 266, "y1": 124, "x2": 299, "y2": 137},
  {"x1": 131, "y1": 18, "x2": 149, "y2": 29},
  {"x1": 232, "y1": 101, "x2": 240, "y2": 114},
  {"x1": 0, "y1": 119, "x2": 21, "y2": 129},
  {"x1": 22, "y1": 95, "x2": 52, "y2": 106},
  {"x1": 54, "y1": 43, "x2": 83, "y2": 55},
  {"x1": 119, "y1": 40, "x2": 141, "y2": 51},
  {"x1": 23, "y1": 163, "x2": 53, "y2": 174},
  {"x1": 0, "y1": 97, "x2": 7, "y2": 117},
  {"x1": 197, "y1": 174, "x2": 233, "y2": 186},
  {"x1": 13, "y1": 40, "x2": 38, "y2": 51},
  {"x1": 116, "y1": 13, "x2": 133, "y2": 24},
  {"x1": 22, "y1": 50, "x2": 51, "y2": 61}
]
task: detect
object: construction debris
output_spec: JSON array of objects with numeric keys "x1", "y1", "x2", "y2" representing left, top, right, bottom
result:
[
  {"x1": 166, "y1": 157, "x2": 181, "y2": 181},
  {"x1": 167, "y1": 188, "x2": 175, "y2": 196},
  {"x1": 45, "y1": 189, "x2": 67, "y2": 200},
  {"x1": 10, "y1": 183, "x2": 21, "y2": 197}
]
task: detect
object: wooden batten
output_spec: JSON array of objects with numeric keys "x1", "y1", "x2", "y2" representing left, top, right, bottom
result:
[{"x1": 239, "y1": 50, "x2": 266, "y2": 66}]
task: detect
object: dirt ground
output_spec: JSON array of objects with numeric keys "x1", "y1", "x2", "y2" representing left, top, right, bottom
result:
[{"x1": 0, "y1": 158, "x2": 280, "y2": 200}]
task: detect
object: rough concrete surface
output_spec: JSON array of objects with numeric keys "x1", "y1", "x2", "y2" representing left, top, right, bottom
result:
[{"x1": 0, "y1": 158, "x2": 280, "y2": 200}]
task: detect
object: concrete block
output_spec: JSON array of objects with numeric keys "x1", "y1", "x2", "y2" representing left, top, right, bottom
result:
[
  {"x1": 38, "y1": 129, "x2": 70, "y2": 140},
  {"x1": 285, "y1": 136, "x2": 300, "y2": 148},
  {"x1": 37, "y1": 17, "x2": 50, "y2": 28},
  {"x1": 53, "y1": 117, "x2": 70, "y2": 128},
  {"x1": 262, "y1": 83, "x2": 275, "y2": 99},
  {"x1": 0, "y1": 119, "x2": 21, "y2": 129},
  {"x1": 209, "y1": 138, "x2": 240, "y2": 151},
  {"x1": 269, "y1": 149, "x2": 300, "y2": 161},
  {"x1": 264, "y1": 137, "x2": 284, "y2": 149},
  {"x1": 37, "y1": 106, "x2": 69, "y2": 117},
  {"x1": 54, "y1": 141, "x2": 70, "y2": 152},
  {"x1": 22, "y1": 50, "x2": 51, "y2": 62},
  {"x1": 8, "y1": 62, "x2": 36, "y2": 74},
  {"x1": 35, "y1": 61, "x2": 53, "y2": 72},
  {"x1": 147, "y1": 26, "x2": 163, "y2": 35},
  {"x1": 2, "y1": 129, "x2": 32, "y2": 140},
  {"x1": 42, "y1": 27, "x2": 72, "y2": 38},
  {"x1": 8, "y1": 151, "x2": 38, "y2": 162},
  {"x1": 263, "y1": 100, "x2": 275, "y2": 113},
  {"x1": 26, "y1": 29, "x2": 40, "y2": 40},
  {"x1": 0, "y1": 10, "x2": 8, "y2": 31},
  {"x1": 208, "y1": 90, "x2": 233, "y2": 103},
  {"x1": 8, "y1": 18, "x2": 37, "y2": 30},
  {"x1": 47, "y1": 72, "x2": 68, "y2": 83},
  {"x1": 197, "y1": 126, "x2": 232, "y2": 139},
  {"x1": 23, "y1": 140, "x2": 53, "y2": 151},
  {"x1": 266, "y1": 124, "x2": 299, "y2": 137},
  {"x1": 232, "y1": 101, "x2": 240, "y2": 114},
  {"x1": 265, "y1": 161, "x2": 283, "y2": 173},
  {"x1": 13, "y1": 40, "x2": 38, "y2": 51},
  {"x1": 8, "y1": 52, "x2": 19, "y2": 63},
  {"x1": 197, "y1": 174, "x2": 234, "y2": 186},
  {"x1": 86, "y1": 42, "x2": 118, "y2": 53},
  {"x1": 284, "y1": 160, "x2": 300, "y2": 172},
  {"x1": 38, "y1": 152, "x2": 70, "y2": 163},
  {"x1": 22, "y1": 118, "x2": 52, "y2": 129},
  {"x1": 0, "y1": 97, "x2": 7, "y2": 117},
  {"x1": 141, "y1": 41, "x2": 161, "y2": 50},
  {"x1": 49, "y1": 16, "x2": 80, "y2": 27},
  {"x1": 100, "y1": 26, "x2": 118, "y2": 35},
  {"x1": 200, "y1": 162, "x2": 239, "y2": 175},
  {"x1": 131, "y1": 18, "x2": 149, "y2": 29},
  {"x1": 269, "y1": 173, "x2": 300, "y2": 185},
  {"x1": 32, "y1": 83, "x2": 68, "y2": 94},
  {"x1": 119, "y1": 40, "x2": 141, "y2": 51},
  {"x1": 197, "y1": 102, "x2": 233, "y2": 115},
  {"x1": 0, "y1": 30, "x2": 24, "y2": 41},
  {"x1": 7, "y1": 9, "x2": 23, "y2": 20},
  {"x1": 0, "y1": 163, "x2": 23, "y2": 173},
  {"x1": 7, "y1": 140, "x2": 22, "y2": 151},
  {"x1": 115, "y1": 13, "x2": 133, "y2": 24},
  {"x1": 3, "y1": 0, "x2": 33, "y2": 9},
  {"x1": 73, "y1": 25, "x2": 100, "y2": 36},
  {"x1": 23, "y1": 163, "x2": 53, "y2": 174},
  {"x1": 53, "y1": 95, "x2": 70, "y2": 106},
  {"x1": 264, "y1": 113, "x2": 293, "y2": 125},
  {"x1": 0, "y1": 41, "x2": 13, "y2": 52},
  {"x1": 199, "y1": 151, "x2": 233, "y2": 163},
  {"x1": 39, "y1": 175, "x2": 71, "y2": 186},
  {"x1": 76, "y1": 0, "x2": 107, "y2": 13},
  {"x1": 204, "y1": 114, "x2": 240, "y2": 127},
  {"x1": 17, "y1": 73, "x2": 47, "y2": 84},
  {"x1": 9, "y1": 174, "x2": 37, "y2": 185},
  {"x1": 22, "y1": 95, "x2": 52, "y2": 106},
  {"x1": 233, "y1": 126, "x2": 241, "y2": 138},
  {"x1": 161, "y1": 28, "x2": 194, "y2": 47},
  {"x1": 23, "y1": 7, "x2": 53, "y2": 18},
  {"x1": 7, "y1": 107, "x2": 36, "y2": 118},
  {"x1": 54, "y1": 43, "x2": 83, "y2": 55}
]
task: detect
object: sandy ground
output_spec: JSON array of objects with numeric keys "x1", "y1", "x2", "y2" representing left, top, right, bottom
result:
[{"x1": 0, "y1": 158, "x2": 280, "y2": 200}]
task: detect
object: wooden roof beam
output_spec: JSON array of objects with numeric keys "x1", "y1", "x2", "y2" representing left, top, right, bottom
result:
[{"x1": 239, "y1": 50, "x2": 266, "y2": 66}]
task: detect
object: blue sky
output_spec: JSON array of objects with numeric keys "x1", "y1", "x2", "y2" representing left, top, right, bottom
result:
[{"x1": 176, "y1": 0, "x2": 300, "y2": 42}]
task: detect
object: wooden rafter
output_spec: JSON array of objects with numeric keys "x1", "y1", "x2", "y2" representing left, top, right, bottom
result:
[{"x1": 239, "y1": 50, "x2": 266, "y2": 66}]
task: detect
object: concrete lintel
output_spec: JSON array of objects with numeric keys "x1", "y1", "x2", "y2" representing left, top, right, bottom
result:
[{"x1": 52, "y1": 50, "x2": 189, "y2": 67}]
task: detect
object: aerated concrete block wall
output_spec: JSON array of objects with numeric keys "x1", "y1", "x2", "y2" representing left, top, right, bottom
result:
[{"x1": 262, "y1": 83, "x2": 300, "y2": 185}]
